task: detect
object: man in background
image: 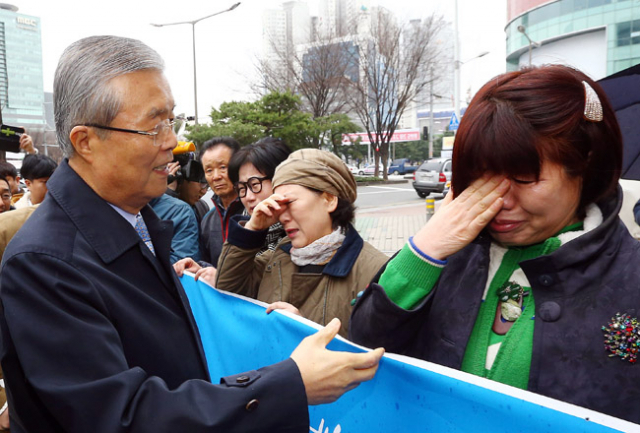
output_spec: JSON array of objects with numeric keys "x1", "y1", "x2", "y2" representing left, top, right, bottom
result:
[
  {"x1": 167, "y1": 154, "x2": 210, "y2": 224},
  {"x1": 0, "y1": 177, "x2": 11, "y2": 214},
  {"x1": 13, "y1": 154, "x2": 57, "y2": 208},
  {"x1": 149, "y1": 190, "x2": 201, "y2": 264},
  {"x1": 0, "y1": 132, "x2": 38, "y2": 205},
  {"x1": 199, "y1": 137, "x2": 244, "y2": 266}
]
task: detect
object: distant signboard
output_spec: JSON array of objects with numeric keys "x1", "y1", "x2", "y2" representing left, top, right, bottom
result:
[
  {"x1": 342, "y1": 128, "x2": 421, "y2": 145},
  {"x1": 443, "y1": 136, "x2": 455, "y2": 150}
]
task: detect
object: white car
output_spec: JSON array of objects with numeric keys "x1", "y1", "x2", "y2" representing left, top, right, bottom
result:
[
  {"x1": 363, "y1": 164, "x2": 384, "y2": 176},
  {"x1": 346, "y1": 164, "x2": 363, "y2": 176}
]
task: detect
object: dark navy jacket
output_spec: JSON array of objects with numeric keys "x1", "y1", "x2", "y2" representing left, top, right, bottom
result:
[
  {"x1": 0, "y1": 159, "x2": 308, "y2": 432},
  {"x1": 199, "y1": 195, "x2": 244, "y2": 267},
  {"x1": 351, "y1": 188, "x2": 640, "y2": 424}
]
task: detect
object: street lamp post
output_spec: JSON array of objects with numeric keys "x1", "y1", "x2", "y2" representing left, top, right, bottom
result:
[
  {"x1": 151, "y1": 2, "x2": 241, "y2": 124},
  {"x1": 453, "y1": 51, "x2": 489, "y2": 127},
  {"x1": 452, "y1": 0, "x2": 489, "y2": 124},
  {"x1": 517, "y1": 25, "x2": 541, "y2": 67},
  {"x1": 428, "y1": 73, "x2": 444, "y2": 159},
  {"x1": 453, "y1": 0, "x2": 460, "y2": 122}
]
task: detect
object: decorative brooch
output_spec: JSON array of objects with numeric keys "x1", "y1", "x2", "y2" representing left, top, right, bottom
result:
[
  {"x1": 497, "y1": 281, "x2": 526, "y2": 322},
  {"x1": 602, "y1": 313, "x2": 639, "y2": 364},
  {"x1": 493, "y1": 281, "x2": 529, "y2": 335}
]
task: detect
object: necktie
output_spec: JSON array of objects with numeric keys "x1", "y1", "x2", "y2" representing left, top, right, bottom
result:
[{"x1": 135, "y1": 215, "x2": 156, "y2": 256}]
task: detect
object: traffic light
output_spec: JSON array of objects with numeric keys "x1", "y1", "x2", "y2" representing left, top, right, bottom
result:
[{"x1": 422, "y1": 126, "x2": 428, "y2": 141}]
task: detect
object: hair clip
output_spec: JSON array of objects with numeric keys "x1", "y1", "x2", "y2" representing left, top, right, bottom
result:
[{"x1": 582, "y1": 81, "x2": 603, "y2": 122}]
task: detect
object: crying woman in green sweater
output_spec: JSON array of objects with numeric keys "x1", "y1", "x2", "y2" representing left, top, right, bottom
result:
[{"x1": 350, "y1": 65, "x2": 640, "y2": 424}]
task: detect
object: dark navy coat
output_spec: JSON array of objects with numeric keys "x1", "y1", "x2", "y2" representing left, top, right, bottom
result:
[
  {"x1": 0, "y1": 159, "x2": 308, "y2": 432},
  {"x1": 351, "y1": 189, "x2": 640, "y2": 424}
]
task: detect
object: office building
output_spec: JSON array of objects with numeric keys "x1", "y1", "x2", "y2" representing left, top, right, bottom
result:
[
  {"x1": 506, "y1": 0, "x2": 640, "y2": 79},
  {"x1": 0, "y1": 4, "x2": 44, "y2": 129},
  {"x1": 262, "y1": 1, "x2": 311, "y2": 62}
]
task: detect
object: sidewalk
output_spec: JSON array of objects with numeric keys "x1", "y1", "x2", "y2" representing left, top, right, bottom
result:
[{"x1": 355, "y1": 202, "x2": 429, "y2": 256}]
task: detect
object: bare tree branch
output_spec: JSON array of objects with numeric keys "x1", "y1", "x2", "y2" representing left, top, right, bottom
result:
[{"x1": 348, "y1": 8, "x2": 445, "y2": 179}]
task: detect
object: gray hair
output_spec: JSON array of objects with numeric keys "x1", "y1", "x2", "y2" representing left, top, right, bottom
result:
[{"x1": 54, "y1": 35, "x2": 165, "y2": 157}]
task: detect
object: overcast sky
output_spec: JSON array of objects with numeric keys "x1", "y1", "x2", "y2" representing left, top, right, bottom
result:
[{"x1": 18, "y1": 0, "x2": 507, "y2": 122}]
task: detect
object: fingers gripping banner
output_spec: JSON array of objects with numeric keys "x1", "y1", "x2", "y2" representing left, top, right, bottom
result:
[{"x1": 180, "y1": 275, "x2": 635, "y2": 433}]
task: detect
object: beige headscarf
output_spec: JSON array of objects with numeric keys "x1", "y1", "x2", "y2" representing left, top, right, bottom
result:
[{"x1": 272, "y1": 148, "x2": 357, "y2": 203}]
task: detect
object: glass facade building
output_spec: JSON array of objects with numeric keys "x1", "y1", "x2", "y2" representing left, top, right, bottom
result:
[
  {"x1": 0, "y1": 5, "x2": 44, "y2": 129},
  {"x1": 506, "y1": 0, "x2": 640, "y2": 77}
]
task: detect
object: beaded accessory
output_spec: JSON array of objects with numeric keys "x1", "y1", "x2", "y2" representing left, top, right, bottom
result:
[
  {"x1": 493, "y1": 281, "x2": 529, "y2": 335},
  {"x1": 602, "y1": 313, "x2": 638, "y2": 364},
  {"x1": 582, "y1": 81, "x2": 603, "y2": 122}
]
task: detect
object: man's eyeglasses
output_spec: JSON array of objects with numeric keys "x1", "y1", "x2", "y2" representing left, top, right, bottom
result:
[
  {"x1": 82, "y1": 116, "x2": 186, "y2": 147},
  {"x1": 234, "y1": 176, "x2": 269, "y2": 198}
]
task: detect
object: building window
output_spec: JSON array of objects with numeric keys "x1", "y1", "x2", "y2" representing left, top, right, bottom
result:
[{"x1": 617, "y1": 19, "x2": 640, "y2": 46}]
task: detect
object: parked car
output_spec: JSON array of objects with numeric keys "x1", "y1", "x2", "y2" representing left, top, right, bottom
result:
[
  {"x1": 388, "y1": 158, "x2": 418, "y2": 175},
  {"x1": 346, "y1": 164, "x2": 362, "y2": 175},
  {"x1": 363, "y1": 164, "x2": 384, "y2": 176},
  {"x1": 412, "y1": 158, "x2": 452, "y2": 198}
]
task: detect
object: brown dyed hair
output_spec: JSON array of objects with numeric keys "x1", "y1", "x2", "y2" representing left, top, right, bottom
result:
[{"x1": 452, "y1": 65, "x2": 622, "y2": 214}]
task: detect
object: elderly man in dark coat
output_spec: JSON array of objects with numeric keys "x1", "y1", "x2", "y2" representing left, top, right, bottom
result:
[{"x1": 0, "y1": 35, "x2": 383, "y2": 433}]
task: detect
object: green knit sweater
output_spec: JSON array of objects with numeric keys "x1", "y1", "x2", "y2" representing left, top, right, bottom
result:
[{"x1": 380, "y1": 223, "x2": 582, "y2": 389}]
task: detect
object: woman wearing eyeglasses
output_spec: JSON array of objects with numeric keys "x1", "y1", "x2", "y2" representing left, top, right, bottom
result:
[
  {"x1": 230, "y1": 137, "x2": 292, "y2": 254},
  {"x1": 173, "y1": 137, "x2": 292, "y2": 283},
  {"x1": 214, "y1": 148, "x2": 388, "y2": 338}
]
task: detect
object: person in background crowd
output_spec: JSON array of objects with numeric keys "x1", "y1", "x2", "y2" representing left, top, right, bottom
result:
[
  {"x1": 0, "y1": 163, "x2": 20, "y2": 203},
  {"x1": 0, "y1": 203, "x2": 39, "y2": 433},
  {"x1": 0, "y1": 176, "x2": 11, "y2": 213},
  {"x1": 230, "y1": 137, "x2": 292, "y2": 254},
  {"x1": 174, "y1": 137, "x2": 292, "y2": 284},
  {"x1": 149, "y1": 186, "x2": 201, "y2": 264},
  {"x1": 349, "y1": 65, "x2": 640, "y2": 424},
  {"x1": 213, "y1": 149, "x2": 389, "y2": 338},
  {"x1": 0, "y1": 35, "x2": 383, "y2": 433},
  {"x1": 170, "y1": 157, "x2": 210, "y2": 224},
  {"x1": 0, "y1": 133, "x2": 38, "y2": 205},
  {"x1": 0, "y1": 132, "x2": 39, "y2": 431},
  {"x1": 14, "y1": 154, "x2": 57, "y2": 209},
  {"x1": 198, "y1": 137, "x2": 244, "y2": 266},
  {"x1": 0, "y1": 206, "x2": 38, "y2": 263}
]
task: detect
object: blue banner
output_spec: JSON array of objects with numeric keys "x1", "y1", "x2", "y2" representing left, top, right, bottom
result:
[{"x1": 181, "y1": 274, "x2": 634, "y2": 433}]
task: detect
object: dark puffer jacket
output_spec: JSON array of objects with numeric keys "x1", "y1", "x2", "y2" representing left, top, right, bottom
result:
[{"x1": 350, "y1": 188, "x2": 640, "y2": 424}]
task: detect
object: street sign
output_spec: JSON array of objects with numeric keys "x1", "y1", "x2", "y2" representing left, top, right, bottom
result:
[{"x1": 448, "y1": 113, "x2": 459, "y2": 131}]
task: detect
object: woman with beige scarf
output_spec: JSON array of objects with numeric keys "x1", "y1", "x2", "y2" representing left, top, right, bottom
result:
[{"x1": 214, "y1": 148, "x2": 388, "y2": 338}]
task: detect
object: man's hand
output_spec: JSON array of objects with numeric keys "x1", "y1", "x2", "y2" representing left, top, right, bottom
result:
[
  {"x1": 173, "y1": 257, "x2": 201, "y2": 277},
  {"x1": 19, "y1": 132, "x2": 36, "y2": 154},
  {"x1": 173, "y1": 258, "x2": 217, "y2": 286},
  {"x1": 167, "y1": 161, "x2": 180, "y2": 177},
  {"x1": 291, "y1": 318, "x2": 384, "y2": 405},
  {"x1": 266, "y1": 301, "x2": 301, "y2": 316},
  {"x1": 193, "y1": 266, "x2": 216, "y2": 286}
]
